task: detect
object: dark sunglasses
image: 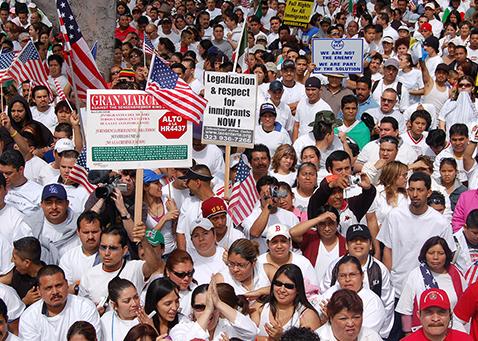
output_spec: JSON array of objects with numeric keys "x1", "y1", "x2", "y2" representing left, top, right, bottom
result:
[
  {"x1": 272, "y1": 280, "x2": 296, "y2": 290},
  {"x1": 192, "y1": 304, "x2": 206, "y2": 311},
  {"x1": 171, "y1": 269, "x2": 195, "y2": 279}
]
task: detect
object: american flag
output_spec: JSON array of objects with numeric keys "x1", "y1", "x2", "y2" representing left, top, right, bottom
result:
[
  {"x1": 7, "y1": 41, "x2": 50, "y2": 87},
  {"x1": 57, "y1": 0, "x2": 107, "y2": 101},
  {"x1": 0, "y1": 50, "x2": 15, "y2": 82},
  {"x1": 69, "y1": 147, "x2": 97, "y2": 193},
  {"x1": 145, "y1": 55, "x2": 207, "y2": 124},
  {"x1": 228, "y1": 158, "x2": 259, "y2": 225},
  {"x1": 143, "y1": 35, "x2": 154, "y2": 55},
  {"x1": 90, "y1": 41, "x2": 98, "y2": 60},
  {"x1": 53, "y1": 76, "x2": 67, "y2": 101}
]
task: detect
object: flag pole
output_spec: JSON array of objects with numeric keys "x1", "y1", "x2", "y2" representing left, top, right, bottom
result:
[{"x1": 224, "y1": 145, "x2": 231, "y2": 200}]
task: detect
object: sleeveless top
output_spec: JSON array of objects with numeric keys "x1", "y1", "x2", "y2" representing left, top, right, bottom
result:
[
  {"x1": 258, "y1": 303, "x2": 304, "y2": 336},
  {"x1": 422, "y1": 83, "x2": 449, "y2": 114}
]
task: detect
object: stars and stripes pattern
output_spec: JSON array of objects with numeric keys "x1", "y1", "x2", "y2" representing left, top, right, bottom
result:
[
  {"x1": 228, "y1": 158, "x2": 259, "y2": 226},
  {"x1": 143, "y1": 34, "x2": 154, "y2": 55},
  {"x1": 7, "y1": 41, "x2": 50, "y2": 87},
  {"x1": 145, "y1": 55, "x2": 206, "y2": 125},
  {"x1": 69, "y1": 147, "x2": 97, "y2": 193},
  {"x1": 0, "y1": 50, "x2": 15, "y2": 82},
  {"x1": 57, "y1": 0, "x2": 106, "y2": 101},
  {"x1": 53, "y1": 76, "x2": 67, "y2": 101}
]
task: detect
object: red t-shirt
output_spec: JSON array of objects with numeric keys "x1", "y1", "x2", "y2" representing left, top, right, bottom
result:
[
  {"x1": 402, "y1": 328, "x2": 473, "y2": 340},
  {"x1": 454, "y1": 281, "x2": 478, "y2": 340},
  {"x1": 114, "y1": 26, "x2": 137, "y2": 42}
]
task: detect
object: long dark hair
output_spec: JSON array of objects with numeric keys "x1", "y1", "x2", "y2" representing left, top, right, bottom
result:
[
  {"x1": 144, "y1": 278, "x2": 180, "y2": 332},
  {"x1": 418, "y1": 236, "x2": 453, "y2": 269},
  {"x1": 267, "y1": 264, "x2": 319, "y2": 319},
  {"x1": 7, "y1": 95, "x2": 33, "y2": 132}
]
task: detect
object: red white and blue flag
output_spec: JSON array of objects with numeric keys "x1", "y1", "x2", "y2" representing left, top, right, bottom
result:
[
  {"x1": 69, "y1": 147, "x2": 97, "y2": 194},
  {"x1": 8, "y1": 41, "x2": 49, "y2": 87}
]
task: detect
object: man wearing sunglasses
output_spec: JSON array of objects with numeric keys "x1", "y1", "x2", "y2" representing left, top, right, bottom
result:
[{"x1": 368, "y1": 88, "x2": 406, "y2": 134}]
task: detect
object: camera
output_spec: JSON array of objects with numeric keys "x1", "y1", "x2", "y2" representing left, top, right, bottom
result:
[
  {"x1": 94, "y1": 176, "x2": 128, "y2": 199},
  {"x1": 349, "y1": 175, "x2": 361, "y2": 186}
]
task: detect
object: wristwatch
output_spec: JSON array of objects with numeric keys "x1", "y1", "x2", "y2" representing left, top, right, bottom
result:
[{"x1": 121, "y1": 213, "x2": 131, "y2": 220}]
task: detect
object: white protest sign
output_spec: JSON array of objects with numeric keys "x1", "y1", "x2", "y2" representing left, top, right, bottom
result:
[
  {"x1": 312, "y1": 38, "x2": 363, "y2": 74},
  {"x1": 202, "y1": 72, "x2": 257, "y2": 148},
  {"x1": 86, "y1": 89, "x2": 192, "y2": 169}
]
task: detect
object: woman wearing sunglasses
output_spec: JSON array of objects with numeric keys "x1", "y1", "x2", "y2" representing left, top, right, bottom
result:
[
  {"x1": 214, "y1": 238, "x2": 270, "y2": 295},
  {"x1": 251, "y1": 264, "x2": 321, "y2": 340},
  {"x1": 163, "y1": 249, "x2": 197, "y2": 319},
  {"x1": 169, "y1": 279, "x2": 258, "y2": 340}
]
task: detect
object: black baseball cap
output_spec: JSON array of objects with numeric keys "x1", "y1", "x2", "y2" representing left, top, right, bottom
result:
[{"x1": 346, "y1": 224, "x2": 372, "y2": 241}]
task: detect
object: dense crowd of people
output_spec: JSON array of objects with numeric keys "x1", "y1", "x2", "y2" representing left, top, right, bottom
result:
[{"x1": 0, "y1": 0, "x2": 478, "y2": 340}]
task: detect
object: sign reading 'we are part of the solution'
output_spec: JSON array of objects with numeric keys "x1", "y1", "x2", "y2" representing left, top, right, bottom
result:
[
  {"x1": 203, "y1": 72, "x2": 257, "y2": 148},
  {"x1": 312, "y1": 38, "x2": 364, "y2": 74},
  {"x1": 86, "y1": 90, "x2": 192, "y2": 170}
]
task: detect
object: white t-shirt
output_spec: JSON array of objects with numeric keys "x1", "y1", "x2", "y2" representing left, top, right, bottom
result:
[
  {"x1": 357, "y1": 139, "x2": 419, "y2": 166},
  {"x1": 177, "y1": 196, "x2": 202, "y2": 250},
  {"x1": 19, "y1": 295, "x2": 102, "y2": 341},
  {"x1": 377, "y1": 206, "x2": 456, "y2": 296},
  {"x1": 37, "y1": 163, "x2": 60, "y2": 186},
  {"x1": 59, "y1": 245, "x2": 98, "y2": 285},
  {"x1": 189, "y1": 246, "x2": 228, "y2": 285},
  {"x1": 63, "y1": 184, "x2": 89, "y2": 214},
  {"x1": 397, "y1": 69, "x2": 424, "y2": 105},
  {"x1": 101, "y1": 310, "x2": 139, "y2": 341},
  {"x1": 281, "y1": 82, "x2": 305, "y2": 105},
  {"x1": 0, "y1": 204, "x2": 33, "y2": 243},
  {"x1": 254, "y1": 126, "x2": 291, "y2": 157},
  {"x1": 294, "y1": 98, "x2": 332, "y2": 137},
  {"x1": 79, "y1": 260, "x2": 145, "y2": 305},
  {"x1": 366, "y1": 107, "x2": 406, "y2": 134},
  {"x1": 0, "y1": 238, "x2": 13, "y2": 275},
  {"x1": 216, "y1": 225, "x2": 245, "y2": 250},
  {"x1": 401, "y1": 130, "x2": 429, "y2": 157},
  {"x1": 425, "y1": 55, "x2": 444, "y2": 79},
  {"x1": 269, "y1": 170, "x2": 296, "y2": 187},
  {"x1": 24, "y1": 156, "x2": 48, "y2": 185},
  {"x1": 30, "y1": 105, "x2": 58, "y2": 134},
  {"x1": 242, "y1": 207, "x2": 299, "y2": 253},
  {"x1": 293, "y1": 134, "x2": 344, "y2": 169},
  {"x1": 0, "y1": 283, "x2": 25, "y2": 321}
]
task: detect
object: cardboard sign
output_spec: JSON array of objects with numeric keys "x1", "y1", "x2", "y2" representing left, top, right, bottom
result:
[
  {"x1": 86, "y1": 90, "x2": 192, "y2": 169},
  {"x1": 283, "y1": 0, "x2": 314, "y2": 28},
  {"x1": 312, "y1": 38, "x2": 364, "y2": 74},
  {"x1": 202, "y1": 72, "x2": 257, "y2": 148}
]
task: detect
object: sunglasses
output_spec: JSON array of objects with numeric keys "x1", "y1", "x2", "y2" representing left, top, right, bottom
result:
[
  {"x1": 272, "y1": 280, "x2": 296, "y2": 290},
  {"x1": 380, "y1": 97, "x2": 395, "y2": 103},
  {"x1": 171, "y1": 269, "x2": 195, "y2": 279},
  {"x1": 458, "y1": 83, "x2": 472, "y2": 88},
  {"x1": 192, "y1": 304, "x2": 206, "y2": 311},
  {"x1": 99, "y1": 244, "x2": 121, "y2": 252}
]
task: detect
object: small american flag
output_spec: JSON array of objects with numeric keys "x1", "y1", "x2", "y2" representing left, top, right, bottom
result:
[
  {"x1": 228, "y1": 157, "x2": 259, "y2": 225},
  {"x1": 0, "y1": 50, "x2": 15, "y2": 82},
  {"x1": 53, "y1": 76, "x2": 67, "y2": 101},
  {"x1": 69, "y1": 147, "x2": 97, "y2": 193},
  {"x1": 8, "y1": 41, "x2": 50, "y2": 87},
  {"x1": 145, "y1": 55, "x2": 207, "y2": 125},
  {"x1": 143, "y1": 35, "x2": 154, "y2": 55},
  {"x1": 90, "y1": 41, "x2": 98, "y2": 60}
]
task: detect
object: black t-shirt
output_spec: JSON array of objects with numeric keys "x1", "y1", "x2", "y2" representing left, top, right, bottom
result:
[{"x1": 11, "y1": 267, "x2": 38, "y2": 300}]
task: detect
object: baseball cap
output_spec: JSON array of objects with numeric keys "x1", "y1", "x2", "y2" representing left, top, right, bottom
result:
[
  {"x1": 398, "y1": 25, "x2": 410, "y2": 32},
  {"x1": 424, "y1": 2, "x2": 435, "y2": 10},
  {"x1": 269, "y1": 80, "x2": 283, "y2": 92},
  {"x1": 282, "y1": 59, "x2": 296, "y2": 70},
  {"x1": 424, "y1": 36, "x2": 439, "y2": 52},
  {"x1": 420, "y1": 288, "x2": 450, "y2": 311},
  {"x1": 420, "y1": 22, "x2": 432, "y2": 32},
  {"x1": 255, "y1": 33, "x2": 268, "y2": 43},
  {"x1": 143, "y1": 169, "x2": 165, "y2": 184},
  {"x1": 320, "y1": 17, "x2": 332, "y2": 25},
  {"x1": 308, "y1": 110, "x2": 342, "y2": 128},
  {"x1": 435, "y1": 63, "x2": 449, "y2": 73},
  {"x1": 145, "y1": 229, "x2": 165, "y2": 246},
  {"x1": 384, "y1": 58, "x2": 399, "y2": 70},
  {"x1": 229, "y1": 153, "x2": 247, "y2": 168},
  {"x1": 250, "y1": 44, "x2": 266, "y2": 54},
  {"x1": 265, "y1": 62, "x2": 278, "y2": 73},
  {"x1": 201, "y1": 197, "x2": 227, "y2": 218},
  {"x1": 259, "y1": 103, "x2": 277, "y2": 116},
  {"x1": 382, "y1": 36, "x2": 394, "y2": 44},
  {"x1": 42, "y1": 183, "x2": 67, "y2": 201},
  {"x1": 305, "y1": 77, "x2": 321, "y2": 89},
  {"x1": 178, "y1": 166, "x2": 213, "y2": 181},
  {"x1": 346, "y1": 224, "x2": 372, "y2": 241},
  {"x1": 161, "y1": 17, "x2": 172, "y2": 24},
  {"x1": 54, "y1": 138, "x2": 75, "y2": 153},
  {"x1": 266, "y1": 224, "x2": 290, "y2": 241},
  {"x1": 191, "y1": 217, "x2": 215, "y2": 234}
]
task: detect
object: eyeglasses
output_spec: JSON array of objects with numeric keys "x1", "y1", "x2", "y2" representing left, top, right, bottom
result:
[
  {"x1": 227, "y1": 261, "x2": 250, "y2": 270},
  {"x1": 380, "y1": 97, "x2": 396, "y2": 103},
  {"x1": 99, "y1": 244, "x2": 121, "y2": 252},
  {"x1": 272, "y1": 280, "x2": 296, "y2": 290},
  {"x1": 171, "y1": 269, "x2": 195, "y2": 279},
  {"x1": 192, "y1": 304, "x2": 206, "y2": 311},
  {"x1": 458, "y1": 83, "x2": 472, "y2": 88},
  {"x1": 338, "y1": 271, "x2": 361, "y2": 279},
  {"x1": 428, "y1": 198, "x2": 445, "y2": 205}
]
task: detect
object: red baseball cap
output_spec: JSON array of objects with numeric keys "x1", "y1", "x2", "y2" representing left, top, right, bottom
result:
[
  {"x1": 420, "y1": 288, "x2": 450, "y2": 311},
  {"x1": 420, "y1": 22, "x2": 432, "y2": 32},
  {"x1": 201, "y1": 197, "x2": 227, "y2": 218}
]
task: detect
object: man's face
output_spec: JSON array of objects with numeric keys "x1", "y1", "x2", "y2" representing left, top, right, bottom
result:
[
  {"x1": 379, "y1": 123, "x2": 399, "y2": 138},
  {"x1": 249, "y1": 21, "x2": 261, "y2": 34},
  {"x1": 268, "y1": 89, "x2": 283, "y2": 103},
  {"x1": 347, "y1": 21, "x2": 359, "y2": 37},
  {"x1": 380, "y1": 91, "x2": 397, "y2": 113},
  {"x1": 38, "y1": 273, "x2": 69, "y2": 309},
  {"x1": 305, "y1": 87, "x2": 321, "y2": 103},
  {"x1": 454, "y1": 48, "x2": 467, "y2": 62},
  {"x1": 355, "y1": 82, "x2": 370, "y2": 103},
  {"x1": 49, "y1": 60, "x2": 62, "y2": 77},
  {"x1": 34, "y1": 90, "x2": 50, "y2": 110},
  {"x1": 470, "y1": 34, "x2": 478, "y2": 49},
  {"x1": 379, "y1": 141, "x2": 398, "y2": 161},
  {"x1": 281, "y1": 67, "x2": 295, "y2": 82},
  {"x1": 207, "y1": 0, "x2": 216, "y2": 10},
  {"x1": 77, "y1": 219, "x2": 101, "y2": 255},
  {"x1": 450, "y1": 134, "x2": 468, "y2": 154},
  {"x1": 420, "y1": 307, "x2": 451, "y2": 338},
  {"x1": 383, "y1": 66, "x2": 398, "y2": 83},
  {"x1": 330, "y1": 159, "x2": 352, "y2": 175},
  {"x1": 120, "y1": 171, "x2": 135, "y2": 196},
  {"x1": 397, "y1": 0, "x2": 407, "y2": 11},
  {"x1": 369, "y1": 58, "x2": 381, "y2": 73},
  {"x1": 172, "y1": 67, "x2": 185, "y2": 79},
  {"x1": 59, "y1": 157, "x2": 76, "y2": 183},
  {"x1": 209, "y1": 213, "x2": 227, "y2": 233},
  {"x1": 250, "y1": 151, "x2": 270, "y2": 177},
  {"x1": 119, "y1": 16, "x2": 130, "y2": 29},
  {"x1": 295, "y1": 59, "x2": 307, "y2": 75},
  {"x1": 0, "y1": 164, "x2": 23, "y2": 188},
  {"x1": 435, "y1": 70, "x2": 448, "y2": 83},
  {"x1": 407, "y1": 180, "x2": 431, "y2": 210},
  {"x1": 464, "y1": 226, "x2": 478, "y2": 245},
  {"x1": 99, "y1": 234, "x2": 127, "y2": 270},
  {"x1": 259, "y1": 184, "x2": 278, "y2": 212},
  {"x1": 342, "y1": 102, "x2": 358, "y2": 122},
  {"x1": 425, "y1": 7, "x2": 435, "y2": 19},
  {"x1": 213, "y1": 27, "x2": 224, "y2": 40},
  {"x1": 0, "y1": 10, "x2": 8, "y2": 23},
  {"x1": 270, "y1": 19, "x2": 280, "y2": 33},
  {"x1": 186, "y1": 178, "x2": 201, "y2": 196},
  {"x1": 364, "y1": 28, "x2": 376, "y2": 43},
  {"x1": 41, "y1": 197, "x2": 69, "y2": 225}
]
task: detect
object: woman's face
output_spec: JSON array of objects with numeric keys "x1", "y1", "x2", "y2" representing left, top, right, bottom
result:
[
  {"x1": 395, "y1": 168, "x2": 408, "y2": 189},
  {"x1": 167, "y1": 261, "x2": 194, "y2": 291},
  {"x1": 227, "y1": 252, "x2": 253, "y2": 282},
  {"x1": 426, "y1": 243, "x2": 447, "y2": 273},
  {"x1": 449, "y1": 13, "x2": 458, "y2": 24},
  {"x1": 272, "y1": 273, "x2": 297, "y2": 306},
  {"x1": 337, "y1": 262, "x2": 363, "y2": 292},
  {"x1": 461, "y1": 24, "x2": 470, "y2": 37},
  {"x1": 260, "y1": 112, "x2": 275, "y2": 130},
  {"x1": 458, "y1": 79, "x2": 474, "y2": 93},
  {"x1": 347, "y1": 238, "x2": 371, "y2": 260},
  {"x1": 317, "y1": 216, "x2": 338, "y2": 241},
  {"x1": 146, "y1": 180, "x2": 163, "y2": 199},
  {"x1": 113, "y1": 286, "x2": 140, "y2": 320},
  {"x1": 440, "y1": 163, "x2": 457, "y2": 185},
  {"x1": 254, "y1": 67, "x2": 265, "y2": 84},
  {"x1": 330, "y1": 308, "x2": 363, "y2": 341},
  {"x1": 11, "y1": 102, "x2": 26, "y2": 123},
  {"x1": 156, "y1": 290, "x2": 180, "y2": 322},
  {"x1": 277, "y1": 187, "x2": 294, "y2": 211},
  {"x1": 327, "y1": 188, "x2": 343, "y2": 209},
  {"x1": 297, "y1": 165, "x2": 317, "y2": 191},
  {"x1": 40, "y1": 33, "x2": 49, "y2": 45},
  {"x1": 267, "y1": 235, "x2": 290, "y2": 261},
  {"x1": 301, "y1": 149, "x2": 320, "y2": 168},
  {"x1": 279, "y1": 155, "x2": 294, "y2": 171},
  {"x1": 193, "y1": 292, "x2": 220, "y2": 330},
  {"x1": 397, "y1": 45, "x2": 409, "y2": 57},
  {"x1": 446, "y1": 25, "x2": 457, "y2": 37}
]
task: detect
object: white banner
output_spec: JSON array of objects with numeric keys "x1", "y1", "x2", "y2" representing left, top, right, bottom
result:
[{"x1": 312, "y1": 38, "x2": 364, "y2": 74}]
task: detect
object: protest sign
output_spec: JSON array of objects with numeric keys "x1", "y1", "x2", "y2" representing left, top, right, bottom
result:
[
  {"x1": 283, "y1": 0, "x2": 314, "y2": 28},
  {"x1": 86, "y1": 89, "x2": 192, "y2": 170},
  {"x1": 202, "y1": 72, "x2": 257, "y2": 148},
  {"x1": 312, "y1": 38, "x2": 364, "y2": 74}
]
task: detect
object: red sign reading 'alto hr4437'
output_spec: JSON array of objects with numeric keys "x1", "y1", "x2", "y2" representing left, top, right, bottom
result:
[{"x1": 158, "y1": 112, "x2": 187, "y2": 139}]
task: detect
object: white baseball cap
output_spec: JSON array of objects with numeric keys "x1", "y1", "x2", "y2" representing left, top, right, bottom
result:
[
  {"x1": 54, "y1": 138, "x2": 75, "y2": 153},
  {"x1": 266, "y1": 224, "x2": 290, "y2": 241}
]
